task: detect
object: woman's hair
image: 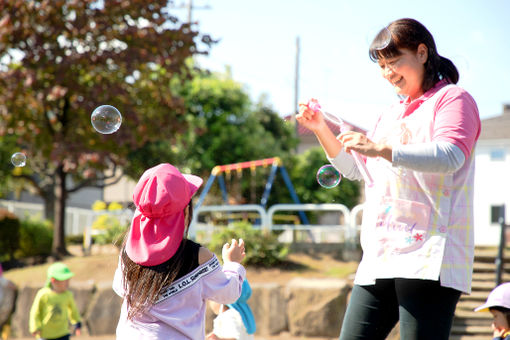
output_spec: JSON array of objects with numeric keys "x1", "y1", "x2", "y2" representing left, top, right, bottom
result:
[
  {"x1": 369, "y1": 18, "x2": 459, "y2": 92},
  {"x1": 490, "y1": 306, "x2": 510, "y2": 326},
  {"x1": 121, "y1": 202, "x2": 193, "y2": 320}
]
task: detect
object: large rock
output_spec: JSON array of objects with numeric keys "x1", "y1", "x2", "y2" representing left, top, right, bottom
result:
[
  {"x1": 286, "y1": 277, "x2": 350, "y2": 337},
  {"x1": 69, "y1": 280, "x2": 96, "y2": 320},
  {"x1": 11, "y1": 284, "x2": 39, "y2": 338},
  {"x1": 85, "y1": 281, "x2": 122, "y2": 335},
  {"x1": 0, "y1": 278, "x2": 16, "y2": 327},
  {"x1": 251, "y1": 282, "x2": 287, "y2": 336}
]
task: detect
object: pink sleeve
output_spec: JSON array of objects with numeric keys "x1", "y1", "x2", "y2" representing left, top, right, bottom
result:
[{"x1": 432, "y1": 86, "x2": 481, "y2": 158}]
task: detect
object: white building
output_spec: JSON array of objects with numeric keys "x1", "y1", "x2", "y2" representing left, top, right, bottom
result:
[{"x1": 473, "y1": 104, "x2": 510, "y2": 245}]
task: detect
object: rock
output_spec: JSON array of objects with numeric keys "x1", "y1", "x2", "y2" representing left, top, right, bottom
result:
[
  {"x1": 85, "y1": 281, "x2": 122, "y2": 335},
  {"x1": 286, "y1": 277, "x2": 350, "y2": 337},
  {"x1": 251, "y1": 282, "x2": 287, "y2": 336},
  {"x1": 0, "y1": 278, "x2": 16, "y2": 327},
  {"x1": 11, "y1": 284, "x2": 39, "y2": 337}
]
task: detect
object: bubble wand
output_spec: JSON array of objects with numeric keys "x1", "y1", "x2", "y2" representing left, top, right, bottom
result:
[{"x1": 306, "y1": 99, "x2": 374, "y2": 187}]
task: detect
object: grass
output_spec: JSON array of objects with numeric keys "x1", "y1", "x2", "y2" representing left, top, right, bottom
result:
[{"x1": 3, "y1": 245, "x2": 359, "y2": 287}]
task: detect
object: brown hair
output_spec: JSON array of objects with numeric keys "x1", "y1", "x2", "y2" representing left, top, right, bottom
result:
[
  {"x1": 369, "y1": 18, "x2": 459, "y2": 93},
  {"x1": 121, "y1": 202, "x2": 193, "y2": 320}
]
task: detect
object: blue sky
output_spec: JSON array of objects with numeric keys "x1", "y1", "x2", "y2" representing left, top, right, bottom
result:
[{"x1": 179, "y1": 0, "x2": 510, "y2": 130}]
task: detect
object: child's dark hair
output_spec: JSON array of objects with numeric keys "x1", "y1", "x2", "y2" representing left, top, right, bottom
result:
[
  {"x1": 369, "y1": 18, "x2": 459, "y2": 93},
  {"x1": 490, "y1": 306, "x2": 510, "y2": 325},
  {"x1": 121, "y1": 202, "x2": 193, "y2": 320}
]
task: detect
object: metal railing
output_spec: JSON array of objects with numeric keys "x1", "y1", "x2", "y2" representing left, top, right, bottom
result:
[{"x1": 0, "y1": 200, "x2": 363, "y2": 245}]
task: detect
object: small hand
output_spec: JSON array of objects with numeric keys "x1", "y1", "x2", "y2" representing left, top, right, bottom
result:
[
  {"x1": 222, "y1": 238, "x2": 246, "y2": 264},
  {"x1": 206, "y1": 332, "x2": 220, "y2": 340}
]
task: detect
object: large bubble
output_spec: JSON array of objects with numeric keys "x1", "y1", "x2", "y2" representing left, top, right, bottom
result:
[
  {"x1": 11, "y1": 152, "x2": 27, "y2": 167},
  {"x1": 316, "y1": 164, "x2": 341, "y2": 189},
  {"x1": 91, "y1": 105, "x2": 122, "y2": 134}
]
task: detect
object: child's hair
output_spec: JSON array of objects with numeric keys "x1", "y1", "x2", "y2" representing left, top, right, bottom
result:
[
  {"x1": 121, "y1": 202, "x2": 194, "y2": 320},
  {"x1": 490, "y1": 306, "x2": 510, "y2": 326}
]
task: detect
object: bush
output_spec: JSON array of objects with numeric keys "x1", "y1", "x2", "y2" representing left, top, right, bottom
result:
[
  {"x1": 0, "y1": 208, "x2": 20, "y2": 261},
  {"x1": 207, "y1": 221, "x2": 289, "y2": 267},
  {"x1": 90, "y1": 201, "x2": 128, "y2": 246},
  {"x1": 16, "y1": 217, "x2": 53, "y2": 258}
]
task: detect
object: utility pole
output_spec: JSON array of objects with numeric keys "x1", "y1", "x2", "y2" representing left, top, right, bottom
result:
[
  {"x1": 292, "y1": 36, "x2": 300, "y2": 125},
  {"x1": 178, "y1": 0, "x2": 211, "y2": 24}
]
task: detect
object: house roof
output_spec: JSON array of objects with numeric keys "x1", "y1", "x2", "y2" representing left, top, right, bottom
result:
[{"x1": 480, "y1": 104, "x2": 510, "y2": 140}]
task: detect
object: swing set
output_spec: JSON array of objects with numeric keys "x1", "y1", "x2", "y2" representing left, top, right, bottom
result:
[{"x1": 194, "y1": 157, "x2": 309, "y2": 224}]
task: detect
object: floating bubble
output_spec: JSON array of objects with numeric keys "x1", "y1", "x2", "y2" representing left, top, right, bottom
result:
[
  {"x1": 371, "y1": 27, "x2": 392, "y2": 51},
  {"x1": 11, "y1": 152, "x2": 27, "y2": 167},
  {"x1": 91, "y1": 105, "x2": 122, "y2": 134},
  {"x1": 316, "y1": 165, "x2": 341, "y2": 189}
]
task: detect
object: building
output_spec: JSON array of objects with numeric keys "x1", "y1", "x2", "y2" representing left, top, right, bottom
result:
[{"x1": 473, "y1": 104, "x2": 510, "y2": 245}]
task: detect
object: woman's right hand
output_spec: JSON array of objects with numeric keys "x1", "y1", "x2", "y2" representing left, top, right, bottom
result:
[
  {"x1": 296, "y1": 101, "x2": 327, "y2": 133},
  {"x1": 222, "y1": 238, "x2": 246, "y2": 264}
]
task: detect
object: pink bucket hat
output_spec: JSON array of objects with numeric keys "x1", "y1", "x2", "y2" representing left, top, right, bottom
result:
[
  {"x1": 125, "y1": 163, "x2": 203, "y2": 266},
  {"x1": 475, "y1": 282, "x2": 510, "y2": 312}
]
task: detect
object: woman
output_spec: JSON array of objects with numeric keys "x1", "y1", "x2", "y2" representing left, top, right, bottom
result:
[{"x1": 297, "y1": 18, "x2": 480, "y2": 340}]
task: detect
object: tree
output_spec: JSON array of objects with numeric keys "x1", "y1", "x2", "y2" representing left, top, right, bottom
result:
[
  {"x1": 0, "y1": 0, "x2": 210, "y2": 257},
  {"x1": 124, "y1": 70, "x2": 299, "y2": 204}
]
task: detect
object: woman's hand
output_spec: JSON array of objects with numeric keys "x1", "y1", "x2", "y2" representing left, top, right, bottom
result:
[
  {"x1": 296, "y1": 101, "x2": 327, "y2": 133},
  {"x1": 337, "y1": 131, "x2": 392, "y2": 161}
]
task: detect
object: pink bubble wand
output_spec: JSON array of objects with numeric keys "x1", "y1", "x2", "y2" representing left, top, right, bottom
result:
[{"x1": 306, "y1": 99, "x2": 374, "y2": 187}]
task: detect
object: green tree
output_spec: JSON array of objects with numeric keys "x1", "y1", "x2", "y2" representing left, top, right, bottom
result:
[
  {"x1": 287, "y1": 147, "x2": 361, "y2": 209},
  {"x1": 0, "y1": 0, "x2": 209, "y2": 257},
  {"x1": 124, "y1": 70, "x2": 299, "y2": 204}
]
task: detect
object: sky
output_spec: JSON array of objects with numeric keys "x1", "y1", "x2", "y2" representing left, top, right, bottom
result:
[{"x1": 175, "y1": 0, "x2": 510, "y2": 130}]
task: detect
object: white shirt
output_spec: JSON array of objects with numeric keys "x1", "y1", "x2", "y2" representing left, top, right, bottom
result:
[
  {"x1": 113, "y1": 255, "x2": 246, "y2": 339},
  {"x1": 213, "y1": 308, "x2": 254, "y2": 340}
]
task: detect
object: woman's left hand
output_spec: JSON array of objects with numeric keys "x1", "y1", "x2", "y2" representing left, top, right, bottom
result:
[{"x1": 337, "y1": 131, "x2": 392, "y2": 161}]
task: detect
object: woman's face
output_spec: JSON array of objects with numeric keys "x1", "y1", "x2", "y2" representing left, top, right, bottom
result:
[
  {"x1": 491, "y1": 309, "x2": 510, "y2": 333},
  {"x1": 378, "y1": 44, "x2": 428, "y2": 100}
]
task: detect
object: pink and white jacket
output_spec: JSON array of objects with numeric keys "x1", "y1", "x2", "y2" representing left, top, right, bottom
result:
[{"x1": 351, "y1": 81, "x2": 480, "y2": 294}]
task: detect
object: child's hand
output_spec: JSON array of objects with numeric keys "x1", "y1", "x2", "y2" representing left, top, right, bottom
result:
[
  {"x1": 222, "y1": 238, "x2": 245, "y2": 264},
  {"x1": 75, "y1": 327, "x2": 81, "y2": 336},
  {"x1": 206, "y1": 332, "x2": 220, "y2": 340}
]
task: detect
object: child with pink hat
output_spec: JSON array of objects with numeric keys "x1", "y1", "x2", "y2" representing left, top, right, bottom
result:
[
  {"x1": 113, "y1": 163, "x2": 246, "y2": 340},
  {"x1": 475, "y1": 282, "x2": 510, "y2": 339}
]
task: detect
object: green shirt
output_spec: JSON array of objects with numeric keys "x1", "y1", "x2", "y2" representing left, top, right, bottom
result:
[{"x1": 29, "y1": 287, "x2": 81, "y2": 339}]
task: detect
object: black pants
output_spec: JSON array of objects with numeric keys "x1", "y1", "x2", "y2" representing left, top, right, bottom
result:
[
  {"x1": 338, "y1": 279, "x2": 461, "y2": 340},
  {"x1": 44, "y1": 335, "x2": 70, "y2": 340}
]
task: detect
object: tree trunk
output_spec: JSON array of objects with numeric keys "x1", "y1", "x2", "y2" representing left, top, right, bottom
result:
[
  {"x1": 43, "y1": 190, "x2": 55, "y2": 221},
  {"x1": 52, "y1": 164, "x2": 69, "y2": 258}
]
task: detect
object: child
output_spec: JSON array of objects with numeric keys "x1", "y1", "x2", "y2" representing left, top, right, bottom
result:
[
  {"x1": 113, "y1": 163, "x2": 246, "y2": 340},
  {"x1": 475, "y1": 282, "x2": 510, "y2": 340},
  {"x1": 207, "y1": 279, "x2": 256, "y2": 340},
  {"x1": 29, "y1": 262, "x2": 82, "y2": 340}
]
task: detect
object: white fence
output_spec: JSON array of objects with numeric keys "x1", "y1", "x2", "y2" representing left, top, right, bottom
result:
[
  {"x1": 0, "y1": 200, "x2": 133, "y2": 236},
  {"x1": 0, "y1": 200, "x2": 363, "y2": 245}
]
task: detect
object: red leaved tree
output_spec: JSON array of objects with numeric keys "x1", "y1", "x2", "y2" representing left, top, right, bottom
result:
[{"x1": 0, "y1": 0, "x2": 210, "y2": 257}]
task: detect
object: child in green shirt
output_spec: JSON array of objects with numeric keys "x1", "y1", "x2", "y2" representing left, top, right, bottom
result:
[{"x1": 29, "y1": 262, "x2": 82, "y2": 340}]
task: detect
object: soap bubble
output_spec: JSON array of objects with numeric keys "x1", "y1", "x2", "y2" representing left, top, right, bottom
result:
[
  {"x1": 11, "y1": 152, "x2": 27, "y2": 167},
  {"x1": 91, "y1": 105, "x2": 122, "y2": 134},
  {"x1": 368, "y1": 26, "x2": 392, "y2": 51},
  {"x1": 316, "y1": 165, "x2": 341, "y2": 189}
]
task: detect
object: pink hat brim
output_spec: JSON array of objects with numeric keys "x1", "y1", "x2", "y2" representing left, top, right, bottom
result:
[{"x1": 126, "y1": 209, "x2": 186, "y2": 266}]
